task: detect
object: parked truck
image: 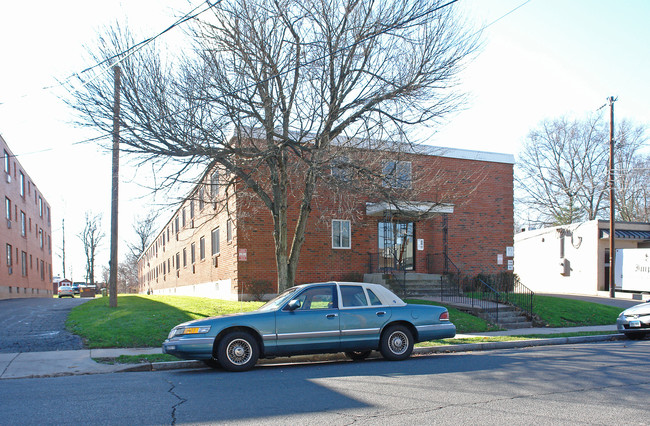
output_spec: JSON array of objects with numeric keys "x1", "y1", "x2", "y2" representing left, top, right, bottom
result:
[{"x1": 614, "y1": 248, "x2": 650, "y2": 292}]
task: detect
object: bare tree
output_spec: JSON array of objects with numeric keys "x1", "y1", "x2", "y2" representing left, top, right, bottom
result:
[
  {"x1": 69, "y1": 0, "x2": 479, "y2": 291},
  {"x1": 516, "y1": 116, "x2": 648, "y2": 227},
  {"x1": 614, "y1": 121, "x2": 650, "y2": 222},
  {"x1": 127, "y1": 212, "x2": 159, "y2": 259},
  {"x1": 78, "y1": 212, "x2": 105, "y2": 285}
]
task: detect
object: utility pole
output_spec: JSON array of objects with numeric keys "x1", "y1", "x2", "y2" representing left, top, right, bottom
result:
[
  {"x1": 109, "y1": 65, "x2": 121, "y2": 308},
  {"x1": 608, "y1": 96, "x2": 616, "y2": 298},
  {"x1": 61, "y1": 218, "x2": 66, "y2": 279}
]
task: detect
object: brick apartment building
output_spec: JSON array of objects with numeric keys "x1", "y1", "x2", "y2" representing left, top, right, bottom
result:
[
  {"x1": 0, "y1": 134, "x2": 53, "y2": 299},
  {"x1": 138, "y1": 139, "x2": 514, "y2": 301}
]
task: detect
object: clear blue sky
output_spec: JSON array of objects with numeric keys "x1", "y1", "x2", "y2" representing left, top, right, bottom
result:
[{"x1": 0, "y1": 0, "x2": 647, "y2": 279}]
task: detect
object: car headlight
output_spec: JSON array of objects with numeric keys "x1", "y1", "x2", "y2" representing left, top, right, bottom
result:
[{"x1": 169, "y1": 326, "x2": 211, "y2": 338}]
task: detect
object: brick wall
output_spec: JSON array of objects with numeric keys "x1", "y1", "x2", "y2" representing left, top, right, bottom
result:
[
  {"x1": 139, "y1": 146, "x2": 514, "y2": 298},
  {"x1": 0, "y1": 135, "x2": 54, "y2": 299}
]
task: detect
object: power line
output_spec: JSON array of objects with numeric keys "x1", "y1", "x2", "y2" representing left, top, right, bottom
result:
[
  {"x1": 0, "y1": 0, "x2": 219, "y2": 108},
  {"x1": 4, "y1": 134, "x2": 111, "y2": 159}
]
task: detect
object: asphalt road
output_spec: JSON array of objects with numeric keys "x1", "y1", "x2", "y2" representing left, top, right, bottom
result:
[
  {"x1": 0, "y1": 297, "x2": 90, "y2": 353},
  {"x1": 2, "y1": 340, "x2": 648, "y2": 425}
]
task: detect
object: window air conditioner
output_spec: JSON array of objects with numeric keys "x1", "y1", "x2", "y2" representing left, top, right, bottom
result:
[{"x1": 5, "y1": 174, "x2": 11, "y2": 183}]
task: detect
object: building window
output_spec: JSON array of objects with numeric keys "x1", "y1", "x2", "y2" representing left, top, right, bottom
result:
[
  {"x1": 20, "y1": 211, "x2": 26, "y2": 237},
  {"x1": 6, "y1": 244, "x2": 12, "y2": 272},
  {"x1": 40, "y1": 260, "x2": 44, "y2": 280},
  {"x1": 5, "y1": 197, "x2": 11, "y2": 221},
  {"x1": 332, "y1": 220, "x2": 351, "y2": 249},
  {"x1": 190, "y1": 201, "x2": 194, "y2": 220},
  {"x1": 182, "y1": 208, "x2": 186, "y2": 228},
  {"x1": 174, "y1": 216, "x2": 179, "y2": 234},
  {"x1": 191, "y1": 243, "x2": 196, "y2": 264},
  {"x1": 4, "y1": 150, "x2": 10, "y2": 174},
  {"x1": 211, "y1": 227, "x2": 220, "y2": 256},
  {"x1": 210, "y1": 170, "x2": 219, "y2": 200},
  {"x1": 39, "y1": 229, "x2": 44, "y2": 248},
  {"x1": 227, "y1": 219, "x2": 233, "y2": 242},
  {"x1": 382, "y1": 161, "x2": 412, "y2": 189},
  {"x1": 331, "y1": 156, "x2": 351, "y2": 181},
  {"x1": 182, "y1": 248, "x2": 187, "y2": 268},
  {"x1": 19, "y1": 171, "x2": 25, "y2": 198},
  {"x1": 200, "y1": 236, "x2": 206, "y2": 260},
  {"x1": 176, "y1": 253, "x2": 180, "y2": 270},
  {"x1": 38, "y1": 196, "x2": 43, "y2": 217},
  {"x1": 199, "y1": 186, "x2": 205, "y2": 210},
  {"x1": 21, "y1": 251, "x2": 27, "y2": 276}
]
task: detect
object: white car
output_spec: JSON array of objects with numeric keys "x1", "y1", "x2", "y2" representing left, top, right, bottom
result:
[
  {"x1": 58, "y1": 286, "x2": 74, "y2": 298},
  {"x1": 616, "y1": 301, "x2": 650, "y2": 339}
]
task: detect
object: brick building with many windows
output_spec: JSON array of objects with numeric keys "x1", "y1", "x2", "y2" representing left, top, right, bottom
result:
[
  {"x1": 138, "y1": 142, "x2": 514, "y2": 300},
  {"x1": 0, "y1": 134, "x2": 53, "y2": 299}
]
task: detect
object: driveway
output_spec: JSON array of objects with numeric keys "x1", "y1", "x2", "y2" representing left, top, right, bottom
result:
[{"x1": 0, "y1": 297, "x2": 91, "y2": 353}]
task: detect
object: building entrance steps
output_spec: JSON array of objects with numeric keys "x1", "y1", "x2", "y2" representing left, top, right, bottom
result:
[{"x1": 416, "y1": 296, "x2": 534, "y2": 329}]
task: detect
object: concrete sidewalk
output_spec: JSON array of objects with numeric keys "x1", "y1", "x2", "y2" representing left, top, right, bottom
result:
[{"x1": 0, "y1": 325, "x2": 627, "y2": 380}]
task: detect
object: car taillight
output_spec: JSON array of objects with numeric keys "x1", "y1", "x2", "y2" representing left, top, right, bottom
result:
[{"x1": 439, "y1": 311, "x2": 449, "y2": 321}]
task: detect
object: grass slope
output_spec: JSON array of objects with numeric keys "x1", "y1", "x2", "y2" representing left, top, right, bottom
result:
[{"x1": 66, "y1": 295, "x2": 262, "y2": 348}]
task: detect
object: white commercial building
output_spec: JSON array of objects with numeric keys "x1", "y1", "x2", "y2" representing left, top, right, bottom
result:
[{"x1": 514, "y1": 220, "x2": 650, "y2": 295}]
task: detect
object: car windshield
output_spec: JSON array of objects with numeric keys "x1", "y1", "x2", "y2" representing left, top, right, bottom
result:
[{"x1": 257, "y1": 287, "x2": 300, "y2": 312}]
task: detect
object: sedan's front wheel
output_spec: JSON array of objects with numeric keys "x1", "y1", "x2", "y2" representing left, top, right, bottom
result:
[
  {"x1": 216, "y1": 331, "x2": 259, "y2": 372},
  {"x1": 380, "y1": 325, "x2": 414, "y2": 361}
]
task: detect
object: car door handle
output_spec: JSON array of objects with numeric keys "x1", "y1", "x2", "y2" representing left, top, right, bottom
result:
[
  {"x1": 326, "y1": 313, "x2": 338, "y2": 318},
  {"x1": 376, "y1": 311, "x2": 386, "y2": 316}
]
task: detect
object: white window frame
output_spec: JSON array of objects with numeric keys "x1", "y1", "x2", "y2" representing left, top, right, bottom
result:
[{"x1": 332, "y1": 219, "x2": 351, "y2": 249}]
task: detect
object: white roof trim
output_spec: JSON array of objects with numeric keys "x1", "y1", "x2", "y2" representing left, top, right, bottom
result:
[{"x1": 366, "y1": 201, "x2": 454, "y2": 217}]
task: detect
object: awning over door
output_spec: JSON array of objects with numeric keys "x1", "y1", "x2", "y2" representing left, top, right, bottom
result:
[
  {"x1": 366, "y1": 201, "x2": 454, "y2": 218},
  {"x1": 600, "y1": 229, "x2": 650, "y2": 241}
]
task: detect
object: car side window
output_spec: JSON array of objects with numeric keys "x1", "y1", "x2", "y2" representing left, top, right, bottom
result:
[
  {"x1": 366, "y1": 289, "x2": 383, "y2": 306},
  {"x1": 340, "y1": 285, "x2": 368, "y2": 307},
  {"x1": 292, "y1": 286, "x2": 337, "y2": 310}
]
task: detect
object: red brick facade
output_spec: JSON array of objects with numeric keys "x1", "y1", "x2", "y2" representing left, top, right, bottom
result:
[
  {"x1": 138, "y1": 146, "x2": 514, "y2": 300},
  {"x1": 0, "y1": 135, "x2": 54, "y2": 299}
]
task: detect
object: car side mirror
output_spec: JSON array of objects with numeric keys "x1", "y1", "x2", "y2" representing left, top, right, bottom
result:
[{"x1": 287, "y1": 299, "x2": 301, "y2": 311}]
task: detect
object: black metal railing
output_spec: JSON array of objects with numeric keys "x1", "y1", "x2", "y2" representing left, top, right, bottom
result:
[
  {"x1": 482, "y1": 273, "x2": 535, "y2": 318},
  {"x1": 440, "y1": 274, "x2": 502, "y2": 324},
  {"x1": 367, "y1": 252, "x2": 408, "y2": 295}
]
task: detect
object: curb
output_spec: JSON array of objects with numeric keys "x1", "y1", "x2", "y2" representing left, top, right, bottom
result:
[{"x1": 142, "y1": 333, "x2": 627, "y2": 372}]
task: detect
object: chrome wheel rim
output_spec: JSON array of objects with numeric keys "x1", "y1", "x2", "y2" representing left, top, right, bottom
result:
[
  {"x1": 388, "y1": 331, "x2": 408, "y2": 355},
  {"x1": 226, "y1": 338, "x2": 252, "y2": 365}
]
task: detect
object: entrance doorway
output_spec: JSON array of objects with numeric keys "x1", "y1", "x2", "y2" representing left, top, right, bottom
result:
[{"x1": 378, "y1": 221, "x2": 415, "y2": 271}]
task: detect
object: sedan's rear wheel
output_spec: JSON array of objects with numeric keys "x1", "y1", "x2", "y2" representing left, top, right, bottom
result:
[
  {"x1": 380, "y1": 324, "x2": 414, "y2": 361},
  {"x1": 345, "y1": 350, "x2": 372, "y2": 361},
  {"x1": 216, "y1": 331, "x2": 259, "y2": 372}
]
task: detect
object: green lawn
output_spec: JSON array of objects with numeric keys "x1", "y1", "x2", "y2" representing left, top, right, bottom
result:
[
  {"x1": 66, "y1": 295, "x2": 263, "y2": 348},
  {"x1": 531, "y1": 295, "x2": 623, "y2": 327}
]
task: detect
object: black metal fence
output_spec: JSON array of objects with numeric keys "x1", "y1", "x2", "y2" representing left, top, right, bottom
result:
[{"x1": 369, "y1": 251, "x2": 535, "y2": 321}]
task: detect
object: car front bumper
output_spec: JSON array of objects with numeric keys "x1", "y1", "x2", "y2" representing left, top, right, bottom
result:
[
  {"x1": 162, "y1": 337, "x2": 214, "y2": 360},
  {"x1": 616, "y1": 316, "x2": 650, "y2": 333}
]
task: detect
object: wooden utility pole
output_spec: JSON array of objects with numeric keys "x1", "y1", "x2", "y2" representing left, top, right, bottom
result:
[
  {"x1": 109, "y1": 65, "x2": 121, "y2": 308},
  {"x1": 61, "y1": 218, "x2": 66, "y2": 279},
  {"x1": 608, "y1": 96, "x2": 616, "y2": 298}
]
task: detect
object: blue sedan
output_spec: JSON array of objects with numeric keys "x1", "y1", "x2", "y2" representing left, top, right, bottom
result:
[{"x1": 163, "y1": 281, "x2": 456, "y2": 371}]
